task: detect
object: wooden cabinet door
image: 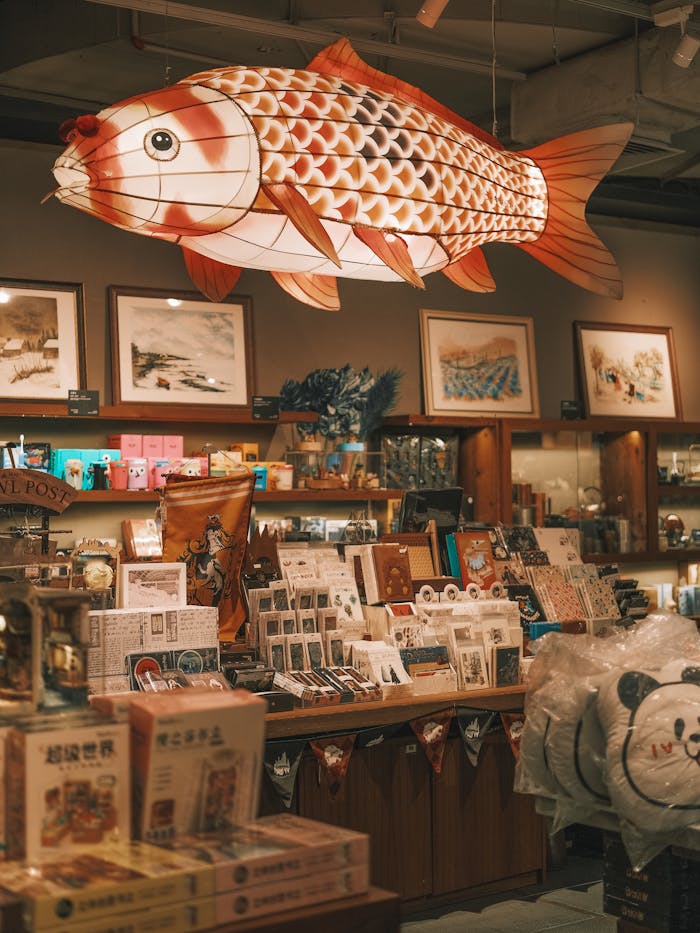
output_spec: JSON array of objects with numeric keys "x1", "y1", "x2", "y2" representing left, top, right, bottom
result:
[
  {"x1": 431, "y1": 734, "x2": 545, "y2": 895},
  {"x1": 297, "y1": 735, "x2": 433, "y2": 898}
]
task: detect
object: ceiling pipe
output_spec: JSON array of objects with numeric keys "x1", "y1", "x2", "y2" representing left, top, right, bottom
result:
[{"x1": 84, "y1": 0, "x2": 526, "y2": 80}]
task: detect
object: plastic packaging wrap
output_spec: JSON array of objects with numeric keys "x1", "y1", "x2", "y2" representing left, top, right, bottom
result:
[{"x1": 516, "y1": 610, "x2": 700, "y2": 868}]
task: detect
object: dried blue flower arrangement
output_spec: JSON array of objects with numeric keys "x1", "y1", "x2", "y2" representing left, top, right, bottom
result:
[{"x1": 280, "y1": 364, "x2": 402, "y2": 441}]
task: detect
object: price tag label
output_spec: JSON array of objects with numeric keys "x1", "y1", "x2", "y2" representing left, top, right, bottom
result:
[
  {"x1": 252, "y1": 395, "x2": 280, "y2": 421},
  {"x1": 68, "y1": 389, "x2": 99, "y2": 416}
]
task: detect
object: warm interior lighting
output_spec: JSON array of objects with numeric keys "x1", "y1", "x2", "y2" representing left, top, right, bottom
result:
[
  {"x1": 0, "y1": 291, "x2": 10, "y2": 304},
  {"x1": 673, "y1": 30, "x2": 700, "y2": 67},
  {"x1": 416, "y1": 0, "x2": 450, "y2": 29},
  {"x1": 167, "y1": 297, "x2": 182, "y2": 307},
  {"x1": 51, "y1": 38, "x2": 632, "y2": 310}
]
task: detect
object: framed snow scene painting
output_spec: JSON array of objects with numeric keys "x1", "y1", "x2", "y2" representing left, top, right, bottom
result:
[
  {"x1": 0, "y1": 278, "x2": 85, "y2": 401},
  {"x1": 419, "y1": 309, "x2": 539, "y2": 418},
  {"x1": 109, "y1": 287, "x2": 253, "y2": 408},
  {"x1": 575, "y1": 321, "x2": 681, "y2": 420}
]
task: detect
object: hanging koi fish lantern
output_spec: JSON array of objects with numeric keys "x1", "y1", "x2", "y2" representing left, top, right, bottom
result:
[{"x1": 51, "y1": 39, "x2": 632, "y2": 311}]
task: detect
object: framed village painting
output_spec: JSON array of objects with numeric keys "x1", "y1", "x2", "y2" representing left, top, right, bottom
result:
[
  {"x1": 0, "y1": 278, "x2": 85, "y2": 401},
  {"x1": 109, "y1": 287, "x2": 254, "y2": 408},
  {"x1": 419, "y1": 309, "x2": 539, "y2": 417},
  {"x1": 575, "y1": 321, "x2": 681, "y2": 420}
]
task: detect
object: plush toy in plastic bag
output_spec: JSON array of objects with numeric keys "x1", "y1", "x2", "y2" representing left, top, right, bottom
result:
[{"x1": 597, "y1": 658, "x2": 700, "y2": 835}]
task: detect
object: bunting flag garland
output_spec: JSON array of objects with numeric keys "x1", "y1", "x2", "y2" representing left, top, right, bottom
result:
[
  {"x1": 309, "y1": 733, "x2": 357, "y2": 797},
  {"x1": 457, "y1": 707, "x2": 498, "y2": 768},
  {"x1": 263, "y1": 739, "x2": 307, "y2": 809},
  {"x1": 409, "y1": 709, "x2": 454, "y2": 774},
  {"x1": 354, "y1": 721, "x2": 404, "y2": 750},
  {"x1": 501, "y1": 711, "x2": 526, "y2": 760},
  {"x1": 262, "y1": 703, "x2": 517, "y2": 807}
]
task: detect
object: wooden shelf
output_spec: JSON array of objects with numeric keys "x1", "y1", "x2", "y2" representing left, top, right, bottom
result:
[
  {"x1": 657, "y1": 483, "x2": 700, "y2": 498},
  {"x1": 265, "y1": 685, "x2": 525, "y2": 739},
  {"x1": 0, "y1": 402, "x2": 317, "y2": 425},
  {"x1": 383, "y1": 414, "x2": 496, "y2": 429},
  {"x1": 72, "y1": 487, "x2": 404, "y2": 504}
]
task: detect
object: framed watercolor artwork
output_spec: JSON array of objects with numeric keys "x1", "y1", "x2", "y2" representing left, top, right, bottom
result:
[
  {"x1": 575, "y1": 321, "x2": 681, "y2": 419},
  {"x1": 419, "y1": 309, "x2": 539, "y2": 417},
  {"x1": 109, "y1": 287, "x2": 254, "y2": 407},
  {"x1": 0, "y1": 278, "x2": 85, "y2": 401}
]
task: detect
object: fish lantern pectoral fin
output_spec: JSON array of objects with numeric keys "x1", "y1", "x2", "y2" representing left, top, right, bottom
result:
[
  {"x1": 271, "y1": 271, "x2": 340, "y2": 311},
  {"x1": 182, "y1": 247, "x2": 242, "y2": 302},
  {"x1": 443, "y1": 248, "x2": 496, "y2": 293}
]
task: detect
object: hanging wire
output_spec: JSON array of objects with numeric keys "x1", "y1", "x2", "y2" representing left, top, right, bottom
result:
[
  {"x1": 491, "y1": 0, "x2": 498, "y2": 138},
  {"x1": 164, "y1": 1, "x2": 172, "y2": 85},
  {"x1": 550, "y1": 0, "x2": 561, "y2": 65}
]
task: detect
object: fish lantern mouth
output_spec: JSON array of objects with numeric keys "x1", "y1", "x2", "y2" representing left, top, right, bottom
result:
[{"x1": 53, "y1": 164, "x2": 90, "y2": 199}]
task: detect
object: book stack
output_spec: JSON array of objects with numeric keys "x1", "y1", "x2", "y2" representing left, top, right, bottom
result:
[
  {"x1": 602, "y1": 832, "x2": 700, "y2": 932},
  {"x1": 0, "y1": 817, "x2": 370, "y2": 933}
]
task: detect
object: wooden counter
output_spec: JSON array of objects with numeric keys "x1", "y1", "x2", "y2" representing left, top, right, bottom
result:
[
  {"x1": 260, "y1": 686, "x2": 543, "y2": 907},
  {"x1": 265, "y1": 685, "x2": 526, "y2": 739}
]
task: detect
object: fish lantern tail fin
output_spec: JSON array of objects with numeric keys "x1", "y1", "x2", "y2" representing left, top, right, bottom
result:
[{"x1": 519, "y1": 123, "x2": 633, "y2": 299}]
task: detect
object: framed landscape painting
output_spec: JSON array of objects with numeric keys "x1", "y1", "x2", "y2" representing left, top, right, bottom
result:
[
  {"x1": 575, "y1": 321, "x2": 681, "y2": 419},
  {"x1": 109, "y1": 287, "x2": 253, "y2": 408},
  {"x1": 0, "y1": 278, "x2": 85, "y2": 401},
  {"x1": 419, "y1": 309, "x2": 539, "y2": 417}
]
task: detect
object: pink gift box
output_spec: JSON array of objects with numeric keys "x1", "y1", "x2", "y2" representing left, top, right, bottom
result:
[
  {"x1": 142, "y1": 435, "x2": 164, "y2": 458},
  {"x1": 107, "y1": 434, "x2": 142, "y2": 458},
  {"x1": 162, "y1": 435, "x2": 184, "y2": 458}
]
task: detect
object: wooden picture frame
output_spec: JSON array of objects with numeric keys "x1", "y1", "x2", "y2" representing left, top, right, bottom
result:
[
  {"x1": 575, "y1": 321, "x2": 681, "y2": 420},
  {"x1": 109, "y1": 286, "x2": 254, "y2": 408},
  {"x1": 0, "y1": 278, "x2": 86, "y2": 401},
  {"x1": 419, "y1": 309, "x2": 539, "y2": 417}
]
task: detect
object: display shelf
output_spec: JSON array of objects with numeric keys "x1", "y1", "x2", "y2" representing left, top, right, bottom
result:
[
  {"x1": 265, "y1": 685, "x2": 525, "y2": 739},
  {"x1": 72, "y1": 488, "x2": 403, "y2": 504},
  {"x1": 0, "y1": 402, "x2": 317, "y2": 425},
  {"x1": 657, "y1": 483, "x2": 700, "y2": 498}
]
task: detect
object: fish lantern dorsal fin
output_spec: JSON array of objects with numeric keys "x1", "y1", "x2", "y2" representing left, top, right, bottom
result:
[
  {"x1": 271, "y1": 270, "x2": 340, "y2": 311},
  {"x1": 307, "y1": 39, "x2": 503, "y2": 151},
  {"x1": 182, "y1": 247, "x2": 242, "y2": 302}
]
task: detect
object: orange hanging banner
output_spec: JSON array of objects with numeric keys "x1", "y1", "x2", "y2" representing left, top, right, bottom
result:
[
  {"x1": 309, "y1": 734, "x2": 357, "y2": 797},
  {"x1": 410, "y1": 709, "x2": 453, "y2": 774},
  {"x1": 501, "y1": 712, "x2": 526, "y2": 760}
]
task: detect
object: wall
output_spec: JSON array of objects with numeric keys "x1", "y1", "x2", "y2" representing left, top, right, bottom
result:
[{"x1": 1, "y1": 139, "x2": 699, "y2": 420}]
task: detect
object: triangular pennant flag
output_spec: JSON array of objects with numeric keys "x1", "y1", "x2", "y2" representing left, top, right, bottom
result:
[
  {"x1": 410, "y1": 709, "x2": 453, "y2": 774},
  {"x1": 355, "y1": 721, "x2": 404, "y2": 750},
  {"x1": 263, "y1": 739, "x2": 307, "y2": 809},
  {"x1": 501, "y1": 712, "x2": 526, "y2": 760},
  {"x1": 457, "y1": 707, "x2": 498, "y2": 768},
  {"x1": 309, "y1": 734, "x2": 357, "y2": 796}
]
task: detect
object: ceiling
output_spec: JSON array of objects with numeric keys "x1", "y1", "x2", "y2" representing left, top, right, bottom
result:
[{"x1": 1, "y1": 0, "x2": 699, "y2": 225}]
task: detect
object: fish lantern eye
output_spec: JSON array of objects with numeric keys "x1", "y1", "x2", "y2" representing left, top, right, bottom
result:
[{"x1": 144, "y1": 128, "x2": 180, "y2": 161}]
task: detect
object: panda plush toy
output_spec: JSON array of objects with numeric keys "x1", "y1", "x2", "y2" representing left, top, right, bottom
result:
[{"x1": 597, "y1": 659, "x2": 700, "y2": 833}]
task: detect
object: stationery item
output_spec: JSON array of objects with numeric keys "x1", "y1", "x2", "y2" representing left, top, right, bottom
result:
[
  {"x1": 127, "y1": 458, "x2": 149, "y2": 490},
  {"x1": 129, "y1": 689, "x2": 265, "y2": 842},
  {"x1": 446, "y1": 530, "x2": 497, "y2": 590},
  {"x1": 63, "y1": 458, "x2": 84, "y2": 490},
  {"x1": 359, "y1": 543, "x2": 414, "y2": 604},
  {"x1": 110, "y1": 460, "x2": 128, "y2": 489}
]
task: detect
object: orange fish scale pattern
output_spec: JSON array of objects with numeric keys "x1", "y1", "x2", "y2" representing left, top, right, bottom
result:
[{"x1": 187, "y1": 66, "x2": 547, "y2": 254}]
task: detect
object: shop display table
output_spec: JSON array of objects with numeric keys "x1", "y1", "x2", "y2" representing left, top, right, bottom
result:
[
  {"x1": 262, "y1": 686, "x2": 545, "y2": 906},
  {"x1": 209, "y1": 886, "x2": 400, "y2": 933}
]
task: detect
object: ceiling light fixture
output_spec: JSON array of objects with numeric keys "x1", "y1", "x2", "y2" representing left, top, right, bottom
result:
[
  {"x1": 652, "y1": 4, "x2": 700, "y2": 67},
  {"x1": 672, "y1": 26, "x2": 700, "y2": 66},
  {"x1": 416, "y1": 0, "x2": 450, "y2": 29}
]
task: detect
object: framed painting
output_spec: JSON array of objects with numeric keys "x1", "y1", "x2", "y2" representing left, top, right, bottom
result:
[
  {"x1": 109, "y1": 287, "x2": 254, "y2": 407},
  {"x1": 575, "y1": 321, "x2": 681, "y2": 419},
  {"x1": 0, "y1": 278, "x2": 85, "y2": 401},
  {"x1": 419, "y1": 309, "x2": 539, "y2": 417}
]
